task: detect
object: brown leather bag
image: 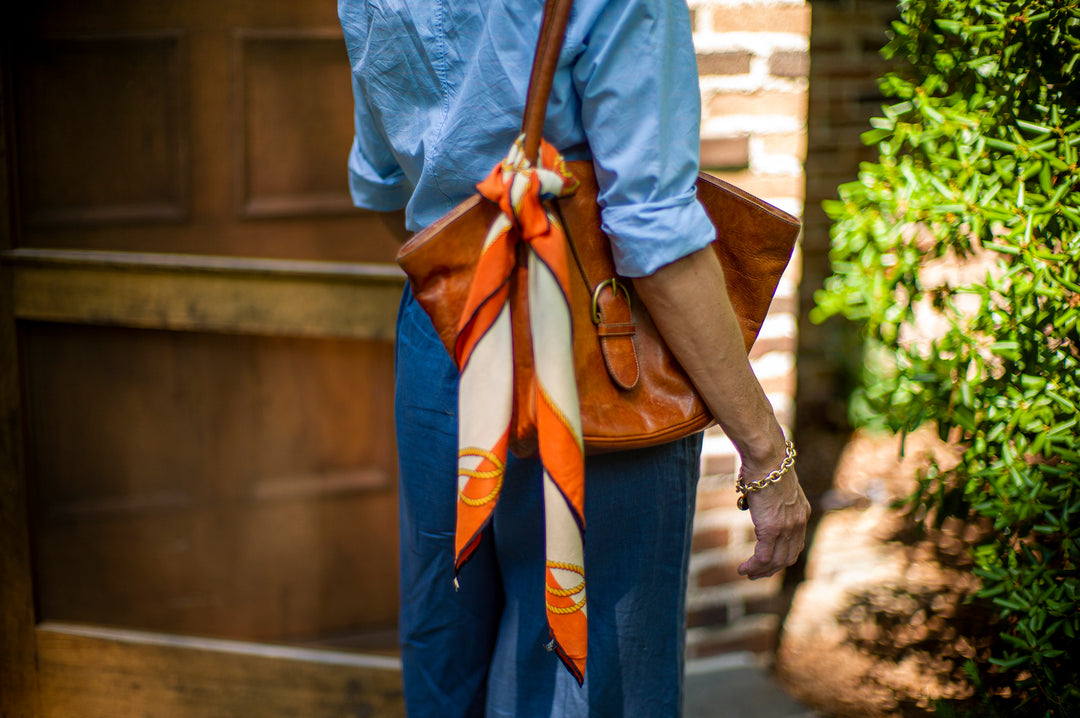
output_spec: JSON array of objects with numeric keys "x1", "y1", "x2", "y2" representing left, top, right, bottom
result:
[{"x1": 395, "y1": 0, "x2": 800, "y2": 456}]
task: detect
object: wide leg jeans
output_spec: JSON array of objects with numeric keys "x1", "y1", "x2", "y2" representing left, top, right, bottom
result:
[{"x1": 394, "y1": 288, "x2": 703, "y2": 718}]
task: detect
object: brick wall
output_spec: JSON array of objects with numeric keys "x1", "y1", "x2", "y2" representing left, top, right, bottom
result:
[
  {"x1": 684, "y1": 0, "x2": 899, "y2": 662},
  {"x1": 687, "y1": 0, "x2": 810, "y2": 660},
  {"x1": 795, "y1": 0, "x2": 899, "y2": 505}
]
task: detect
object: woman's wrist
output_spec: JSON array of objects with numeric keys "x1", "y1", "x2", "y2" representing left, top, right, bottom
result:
[
  {"x1": 735, "y1": 440, "x2": 796, "y2": 510},
  {"x1": 736, "y1": 424, "x2": 790, "y2": 479}
]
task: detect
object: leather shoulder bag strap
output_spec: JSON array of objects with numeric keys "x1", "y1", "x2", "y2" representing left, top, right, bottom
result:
[{"x1": 520, "y1": 0, "x2": 574, "y2": 163}]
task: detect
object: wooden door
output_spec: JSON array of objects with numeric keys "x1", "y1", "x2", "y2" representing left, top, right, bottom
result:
[{"x1": 1, "y1": 1, "x2": 408, "y2": 715}]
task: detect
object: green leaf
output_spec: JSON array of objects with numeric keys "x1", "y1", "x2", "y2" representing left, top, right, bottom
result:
[
  {"x1": 1016, "y1": 119, "x2": 1054, "y2": 134},
  {"x1": 861, "y1": 128, "x2": 893, "y2": 145}
]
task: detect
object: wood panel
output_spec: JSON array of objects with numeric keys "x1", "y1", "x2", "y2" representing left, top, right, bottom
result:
[
  {"x1": 8, "y1": 4, "x2": 406, "y2": 262},
  {"x1": 23, "y1": 322, "x2": 400, "y2": 641},
  {"x1": 235, "y1": 30, "x2": 361, "y2": 218},
  {"x1": 37, "y1": 623, "x2": 404, "y2": 718},
  {"x1": 3, "y1": 0, "x2": 411, "y2": 712},
  {"x1": 14, "y1": 33, "x2": 189, "y2": 226},
  {"x1": 6, "y1": 249, "x2": 404, "y2": 339}
]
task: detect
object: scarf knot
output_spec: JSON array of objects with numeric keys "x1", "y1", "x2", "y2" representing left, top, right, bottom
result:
[{"x1": 476, "y1": 137, "x2": 579, "y2": 245}]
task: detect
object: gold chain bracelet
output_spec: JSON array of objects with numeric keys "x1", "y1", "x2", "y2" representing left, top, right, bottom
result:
[{"x1": 735, "y1": 440, "x2": 796, "y2": 511}]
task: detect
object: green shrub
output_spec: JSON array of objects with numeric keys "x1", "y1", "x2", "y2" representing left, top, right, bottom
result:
[{"x1": 812, "y1": 1, "x2": 1080, "y2": 715}]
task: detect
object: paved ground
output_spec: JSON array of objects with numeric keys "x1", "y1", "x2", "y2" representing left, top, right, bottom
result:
[{"x1": 684, "y1": 653, "x2": 819, "y2": 718}]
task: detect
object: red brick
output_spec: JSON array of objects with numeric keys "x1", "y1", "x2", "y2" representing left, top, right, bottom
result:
[
  {"x1": 689, "y1": 628, "x2": 778, "y2": 659},
  {"x1": 759, "y1": 131, "x2": 808, "y2": 160},
  {"x1": 702, "y1": 451, "x2": 737, "y2": 477},
  {"x1": 768, "y1": 294, "x2": 798, "y2": 316},
  {"x1": 687, "y1": 603, "x2": 731, "y2": 629},
  {"x1": 695, "y1": 488, "x2": 721, "y2": 509},
  {"x1": 742, "y1": 525, "x2": 759, "y2": 544},
  {"x1": 699, "y1": 136, "x2": 750, "y2": 169},
  {"x1": 695, "y1": 483, "x2": 738, "y2": 511},
  {"x1": 811, "y1": 57, "x2": 887, "y2": 80},
  {"x1": 692, "y1": 526, "x2": 731, "y2": 551},
  {"x1": 744, "y1": 593, "x2": 787, "y2": 616},
  {"x1": 769, "y1": 50, "x2": 809, "y2": 78},
  {"x1": 697, "y1": 51, "x2": 752, "y2": 76},
  {"x1": 760, "y1": 369, "x2": 796, "y2": 396},
  {"x1": 697, "y1": 562, "x2": 744, "y2": 587},
  {"x1": 707, "y1": 91, "x2": 809, "y2": 121},
  {"x1": 809, "y1": 37, "x2": 844, "y2": 54},
  {"x1": 748, "y1": 335, "x2": 797, "y2": 360},
  {"x1": 712, "y1": 5, "x2": 812, "y2": 35}
]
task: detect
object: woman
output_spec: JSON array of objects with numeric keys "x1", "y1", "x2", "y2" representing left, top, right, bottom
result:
[{"x1": 339, "y1": 1, "x2": 810, "y2": 715}]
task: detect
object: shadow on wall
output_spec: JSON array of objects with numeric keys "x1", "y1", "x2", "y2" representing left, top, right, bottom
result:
[{"x1": 792, "y1": 0, "x2": 900, "y2": 535}]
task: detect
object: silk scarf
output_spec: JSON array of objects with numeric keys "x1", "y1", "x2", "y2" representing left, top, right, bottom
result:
[{"x1": 453, "y1": 135, "x2": 587, "y2": 682}]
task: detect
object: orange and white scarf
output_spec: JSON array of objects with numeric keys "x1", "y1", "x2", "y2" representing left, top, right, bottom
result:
[{"x1": 453, "y1": 135, "x2": 587, "y2": 682}]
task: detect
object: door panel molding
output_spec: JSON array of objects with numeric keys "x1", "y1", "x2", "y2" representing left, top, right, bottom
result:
[
  {"x1": 231, "y1": 28, "x2": 360, "y2": 219},
  {"x1": 14, "y1": 32, "x2": 190, "y2": 227},
  {"x1": 4, "y1": 248, "x2": 405, "y2": 338},
  {"x1": 251, "y1": 465, "x2": 391, "y2": 502},
  {"x1": 37, "y1": 622, "x2": 404, "y2": 718}
]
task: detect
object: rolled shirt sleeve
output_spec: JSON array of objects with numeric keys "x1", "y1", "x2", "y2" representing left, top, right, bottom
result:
[
  {"x1": 572, "y1": 0, "x2": 716, "y2": 278},
  {"x1": 347, "y1": 83, "x2": 413, "y2": 211},
  {"x1": 341, "y1": 3, "x2": 413, "y2": 211}
]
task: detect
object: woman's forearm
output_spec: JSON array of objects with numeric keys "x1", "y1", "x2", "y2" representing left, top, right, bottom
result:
[
  {"x1": 634, "y1": 245, "x2": 810, "y2": 579},
  {"x1": 632, "y1": 245, "x2": 787, "y2": 476}
]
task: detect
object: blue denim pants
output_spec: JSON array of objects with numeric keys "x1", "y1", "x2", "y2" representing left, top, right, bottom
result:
[{"x1": 395, "y1": 288, "x2": 703, "y2": 718}]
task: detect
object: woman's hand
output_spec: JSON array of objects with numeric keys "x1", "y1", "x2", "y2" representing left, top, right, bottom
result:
[{"x1": 738, "y1": 468, "x2": 811, "y2": 580}]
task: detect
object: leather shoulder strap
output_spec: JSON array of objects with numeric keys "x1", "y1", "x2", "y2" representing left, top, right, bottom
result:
[{"x1": 520, "y1": 0, "x2": 574, "y2": 163}]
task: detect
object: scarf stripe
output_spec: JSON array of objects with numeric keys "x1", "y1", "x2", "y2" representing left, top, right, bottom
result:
[{"x1": 453, "y1": 136, "x2": 587, "y2": 682}]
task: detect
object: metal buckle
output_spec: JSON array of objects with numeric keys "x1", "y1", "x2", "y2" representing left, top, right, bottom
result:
[{"x1": 591, "y1": 277, "x2": 631, "y2": 325}]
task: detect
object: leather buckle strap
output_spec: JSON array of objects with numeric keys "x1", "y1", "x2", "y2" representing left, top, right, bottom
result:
[
  {"x1": 590, "y1": 277, "x2": 630, "y2": 324},
  {"x1": 590, "y1": 277, "x2": 640, "y2": 391}
]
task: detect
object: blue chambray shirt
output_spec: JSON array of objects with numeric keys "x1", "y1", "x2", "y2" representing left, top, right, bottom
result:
[{"x1": 339, "y1": 0, "x2": 715, "y2": 278}]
